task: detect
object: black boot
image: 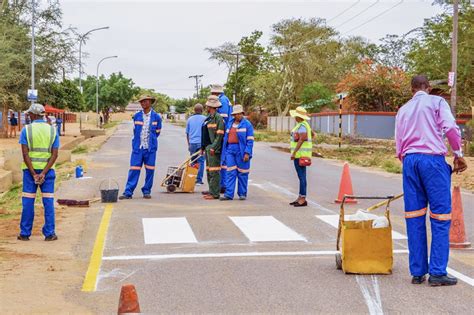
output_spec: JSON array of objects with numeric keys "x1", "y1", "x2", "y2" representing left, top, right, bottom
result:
[
  {"x1": 428, "y1": 275, "x2": 457, "y2": 286},
  {"x1": 411, "y1": 275, "x2": 426, "y2": 284}
]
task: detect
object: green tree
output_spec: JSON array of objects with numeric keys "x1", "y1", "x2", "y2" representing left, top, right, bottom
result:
[
  {"x1": 40, "y1": 79, "x2": 83, "y2": 111},
  {"x1": 406, "y1": 4, "x2": 474, "y2": 112},
  {"x1": 300, "y1": 82, "x2": 334, "y2": 113},
  {"x1": 134, "y1": 88, "x2": 172, "y2": 113}
]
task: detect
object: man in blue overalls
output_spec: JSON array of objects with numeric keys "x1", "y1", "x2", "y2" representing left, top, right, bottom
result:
[
  {"x1": 220, "y1": 105, "x2": 254, "y2": 201},
  {"x1": 210, "y1": 84, "x2": 232, "y2": 194},
  {"x1": 119, "y1": 95, "x2": 162, "y2": 200},
  {"x1": 18, "y1": 103, "x2": 59, "y2": 241}
]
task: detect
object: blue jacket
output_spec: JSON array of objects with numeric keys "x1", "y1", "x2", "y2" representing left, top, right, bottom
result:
[
  {"x1": 217, "y1": 93, "x2": 232, "y2": 127},
  {"x1": 222, "y1": 118, "x2": 255, "y2": 160},
  {"x1": 132, "y1": 110, "x2": 162, "y2": 152}
]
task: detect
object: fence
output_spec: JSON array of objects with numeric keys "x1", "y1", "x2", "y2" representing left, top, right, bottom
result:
[{"x1": 268, "y1": 112, "x2": 472, "y2": 140}]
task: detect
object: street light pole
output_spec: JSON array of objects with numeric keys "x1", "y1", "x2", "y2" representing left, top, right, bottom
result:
[
  {"x1": 450, "y1": 0, "x2": 459, "y2": 115},
  {"x1": 78, "y1": 26, "x2": 109, "y2": 129},
  {"x1": 96, "y1": 56, "x2": 118, "y2": 128},
  {"x1": 30, "y1": 0, "x2": 35, "y2": 106}
]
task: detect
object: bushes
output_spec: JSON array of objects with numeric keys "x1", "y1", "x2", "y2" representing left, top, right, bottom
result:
[{"x1": 247, "y1": 111, "x2": 268, "y2": 129}]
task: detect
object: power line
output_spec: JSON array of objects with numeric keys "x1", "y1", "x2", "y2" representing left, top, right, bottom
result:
[
  {"x1": 327, "y1": 1, "x2": 361, "y2": 23},
  {"x1": 334, "y1": 0, "x2": 381, "y2": 29},
  {"x1": 342, "y1": 0, "x2": 404, "y2": 34}
]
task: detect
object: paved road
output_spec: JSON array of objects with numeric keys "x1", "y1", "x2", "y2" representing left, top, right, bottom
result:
[{"x1": 71, "y1": 122, "x2": 473, "y2": 313}]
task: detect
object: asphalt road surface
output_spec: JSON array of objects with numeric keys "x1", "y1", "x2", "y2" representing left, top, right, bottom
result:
[{"x1": 72, "y1": 121, "x2": 474, "y2": 314}]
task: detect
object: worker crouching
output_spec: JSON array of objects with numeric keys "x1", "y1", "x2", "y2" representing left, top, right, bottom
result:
[
  {"x1": 220, "y1": 105, "x2": 254, "y2": 201},
  {"x1": 120, "y1": 95, "x2": 162, "y2": 200}
]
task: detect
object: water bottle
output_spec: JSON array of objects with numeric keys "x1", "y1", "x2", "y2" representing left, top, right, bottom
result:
[{"x1": 75, "y1": 165, "x2": 83, "y2": 178}]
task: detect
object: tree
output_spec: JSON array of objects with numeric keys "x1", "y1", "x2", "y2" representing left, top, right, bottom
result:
[
  {"x1": 375, "y1": 33, "x2": 417, "y2": 70},
  {"x1": 40, "y1": 79, "x2": 83, "y2": 111},
  {"x1": 405, "y1": 4, "x2": 474, "y2": 112},
  {"x1": 82, "y1": 72, "x2": 139, "y2": 123},
  {"x1": 300, "y1": 82, "x2": 334, "y2": 113},
  {"x1": 337, "y1": 59, "x2": 411, "y2": 112},
  {"x1": 134, "y1": 88, "x2": 172, "y2": 113}
]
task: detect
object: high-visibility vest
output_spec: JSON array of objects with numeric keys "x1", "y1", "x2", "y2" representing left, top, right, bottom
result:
[
  {"x1": 22, "y1": 122, "x2": 57, "y2": 170},
  {"x1": 290, "y1": 121, "x2": 313, "y2": 159}
]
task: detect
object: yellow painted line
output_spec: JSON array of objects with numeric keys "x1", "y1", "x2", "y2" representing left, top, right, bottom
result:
[{"x1": 82, "y1": 204, "x2": 114, "y2": 292}]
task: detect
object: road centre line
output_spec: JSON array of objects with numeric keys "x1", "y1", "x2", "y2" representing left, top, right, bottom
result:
[
  {"x1": 82, "y1": 204, "x2": 114, "y2": 292},
  {"x1": 102, "y1": 249, "x2": 410, "y2": 261}
]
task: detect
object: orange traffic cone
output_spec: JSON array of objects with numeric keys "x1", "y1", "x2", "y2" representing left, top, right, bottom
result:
[
  {"x1": 118, "y1": 284, "x2": 141, "y2": 314},
  {"x1": 335, "y1": 163, "x2": 357, "y2": 204},
  {"x1": 449, "y1": 186, "x2": 471, "y2": 249}
]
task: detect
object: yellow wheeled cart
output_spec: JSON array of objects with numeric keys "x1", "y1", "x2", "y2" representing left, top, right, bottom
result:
[
  {"x1": 161, "y1": 151, "x2": 201, "y2": 193},
  {"x1": 335, "y1": 194, "x2": 403, "y2": 275}
]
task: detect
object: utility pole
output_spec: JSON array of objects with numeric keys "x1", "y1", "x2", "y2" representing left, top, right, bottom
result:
[
  {"x1": 234, "y1": 53, "x2": 240, "y2": 104},
  {"x1": 450, "y1": 0, "x2": 459, "y2": 115},
  {"x1": 188, "y1": 74, "x2": 203, "y2": 98},
  {"x1": 30, "y1": 0, "x2": 35, "y2": 106}
]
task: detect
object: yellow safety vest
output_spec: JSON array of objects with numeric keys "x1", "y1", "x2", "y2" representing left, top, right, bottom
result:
[
  {"x1": 22, "y1": 122, "x2": 57, "y2": 170},
  {"x1": 290, "y1": 121, "x2": 313, "y2": 159}
]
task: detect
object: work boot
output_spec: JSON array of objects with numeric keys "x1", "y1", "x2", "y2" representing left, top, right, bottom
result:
[
  {"x1": 219, "y1": 196, "x2": 232, "y2": 201},
  {"x1": 411, "y1": 275, "x2": 426, "y2": 284},
  {"x1": 118, "y1": 195, "x2": 132, "y2": 200},
  {"x1": 428, "y1": 275, "x2": 457, "y2": 286},
  {"x1": 201, "y1": 191, "x2": 211, "y2": 195},
  {"x1": 17, "y1": 235, "x2": 30, "y2": 241},
  {"x1": 239, "y1": 196, "x2": 247, "y2": 201},
  {"x1": 143, "y1": 194, "x2": 151, "y2": 199},
  {"x1": 45, "y1": 235, "x2": 58, "y2": 241},
  {"x1": 203, "y1": 195, "x2": 218, "y2": 200}
]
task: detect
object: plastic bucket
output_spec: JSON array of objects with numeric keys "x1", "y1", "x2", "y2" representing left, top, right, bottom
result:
[{"x1": 99, "y1": 179, "x2": 119, "y2": 203}]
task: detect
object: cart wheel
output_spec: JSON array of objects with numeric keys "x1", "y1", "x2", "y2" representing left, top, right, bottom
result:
[
  {"x1": 335, "y1": 253, "x2": 342, "y2": 270},
  {"x1": 166, "y1": 184, "x2": 177, "y2": 193}
]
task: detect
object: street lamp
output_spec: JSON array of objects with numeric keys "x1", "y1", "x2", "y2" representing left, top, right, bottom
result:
[
  {"x1": 30, "y1": 0, "x2": 36, "y2": 106},
  {"x1": 96, "y1": 56, "x2": 118, "y2": 128},
  {"x1": 78, "y1": 26, "x2": 109, "y2": 129}
]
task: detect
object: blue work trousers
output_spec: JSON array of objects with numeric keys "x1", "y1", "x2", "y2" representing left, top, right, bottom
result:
[
  {"x1": 224, "y1": 144, "x2": 250, "y2": 199},
  {"x1": 20, "y1": 169, "x2": 56, "y2": 237},
  {"x1": 189, "y1": 143, "x2": 204, "y2": 184},
  {"x1": 124, "y1": 149, "x2": 157, "y2": 197},
  {"x1": 403, "y1": 154, "x2": 452, "y2": 277},
  {"x1": 293, "y1": 159, "x2": 307, "y2": 197}
]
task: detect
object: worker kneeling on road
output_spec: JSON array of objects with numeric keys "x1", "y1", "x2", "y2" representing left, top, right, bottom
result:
[
  {"x1": 119, "y1": 95, "x2": 162, "y2": 200},
  {"x1": 395, "y1": 75, "x2": 467, "y2": 286},
  {"x1": 17, "y1": 104, "x2": 59, "y2": 241},
  {"x1": 201, "y1": 95, "x2": 225, "y2": 200},
  {"x1": 220, "y1": 105, "x2": 254, "y2": 201}
]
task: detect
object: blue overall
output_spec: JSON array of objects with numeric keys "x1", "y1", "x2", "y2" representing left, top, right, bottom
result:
[
  {"x1": 217, "y1": 93, "x2": 232, "y2": 190},
  {"x1": 19, "y1": 120, "x2": 60, "y2": 238},
  {"x1": 123, "y1": 110, "x2": 162, "y2": 197},
  {"x1": 403, "y1": 154, "x2": 452, "y2": 277},
  {"x1": 222, "y1": 118, "x2": 254, "y2": 199}
]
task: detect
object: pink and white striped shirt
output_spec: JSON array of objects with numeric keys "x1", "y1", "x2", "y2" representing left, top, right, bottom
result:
[{"x1": 395, "y1": 91, "x2": 462, "y2": 160}]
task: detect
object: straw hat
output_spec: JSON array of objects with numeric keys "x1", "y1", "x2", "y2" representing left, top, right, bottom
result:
[
  {"x1": 210, "y1": 84, "x2": 224, "y2": 94},
  {"x1": 231, "y1": 104, "x2": 244, "y2": 115},
  {"x1": 205, "y1": 95, "x2": 222, "y2": 108},
  {"x1": 137, "y1": 95, "x2": 156, "y2": 104},
  {"x1": 289, "y1": 106, "x2": 310, "y2": 120}
]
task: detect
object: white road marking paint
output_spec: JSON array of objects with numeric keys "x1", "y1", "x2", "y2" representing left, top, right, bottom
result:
[
  {"x1": 315, "y1": 215, "x2": 407, "y2": 240},
  {"x1": 230, "y1": 216, "x2": 307, "y2": 242},
  {"x1": 250, "y1": 181, "x2": 335, "y2": 214},
  {"x1": 356, "y1": 275, "x2": 384, "y2": 315},
  {"x1": 447, "y1": 267, "x2": 474, "y2": 287},
  {"x1": 103, "y1": 250, "x2": 409, "y2": 261},
  {"x1": 142, "y1": 217, "x2": 198, "y2": 244}
]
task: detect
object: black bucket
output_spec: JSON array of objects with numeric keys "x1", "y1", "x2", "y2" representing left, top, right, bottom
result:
[{"x1": 99, "y1": 179, "x2": 119, "y2": 203}]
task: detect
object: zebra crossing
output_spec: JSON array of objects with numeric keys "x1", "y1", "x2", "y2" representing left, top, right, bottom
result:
[{"x1": 140, "y1": 214, "x2": 407, "y2": 245}]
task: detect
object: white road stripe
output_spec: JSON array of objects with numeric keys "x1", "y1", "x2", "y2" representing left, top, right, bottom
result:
[
  {"x1": 447, "y1": 267, "x2": 474, "y2": 286},
  {"x1": 103, "y1": 250, "x2": 409, "y2": 261},
  {"x1": 230, "y1": 216, "x2": 307, "y2": 242},
  {"x1": 315, "y1": 215, "x2": 407, "y2": 240},
  {"x1": 356, "y1": 275, "x2": 384, "y2": 315},
  {"x1": 142, "y1": 217, "x2": 197, "y2": 244}
]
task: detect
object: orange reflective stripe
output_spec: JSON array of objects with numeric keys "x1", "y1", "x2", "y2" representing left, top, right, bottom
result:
[
  {"x1": 220, "y1": 114, "x2": 228, "y2": 118},
  {"x1": 130, "y1": 166, "x2": 141, "y2": 170},
  {"x1": 41, "y1": 192, "x2": 54, "y2": 198},
  {"x1": 152, "y1": 122, "x2": 158, "y2": 125},
  {"x1": 405, "y1": 208, "x2": 427, "y2": 219},
  {"x1": 207, "y1": 124, "x2": 217, "y2": 128},
  {"x1": 238, "y1": 168, "x2": 250, "y2": 173},
  {"x1": 206, "y1": 166, "x2": 221, "y2": 172},
  {"x1": 216, "y1": 130, "x2": 225, "y2": 135},
  {"x1": 22, "y1": 192, "x2": 36, "y2": 198},
  {"x1": 247, "y1": 136, "x2": 254, "y2": 140},
  {"x1": 430, "y1": 212, "x2": 451, "y2": 221},
  {"x1": 226, "y1": 166, "x2": 237, "y2": 171},
  {"x1": 221, "y1": 165, "x2": 228, "y2": 170},
  {"x1": 144, "y1": 165, "x2": 155, "y2": 170},
  {"x1": 134, "y1": 121, "x2": 144, "y2": 125},
  {"x1": 237, "y1": 128, "x2": 247, "y2": 132}
]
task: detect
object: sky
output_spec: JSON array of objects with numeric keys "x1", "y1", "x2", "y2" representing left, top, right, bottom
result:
[{"x1": 60, "y1": 0, "x2": 444, "y2": 98}]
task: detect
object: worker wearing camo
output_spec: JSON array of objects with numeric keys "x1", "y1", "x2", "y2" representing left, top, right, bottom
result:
[
  {"x1": 17, "y1": 103, "x2": 60, "y2": 241},
  {"x1": 202, "y1": 95, "x2": 225, "y2": 200}
]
